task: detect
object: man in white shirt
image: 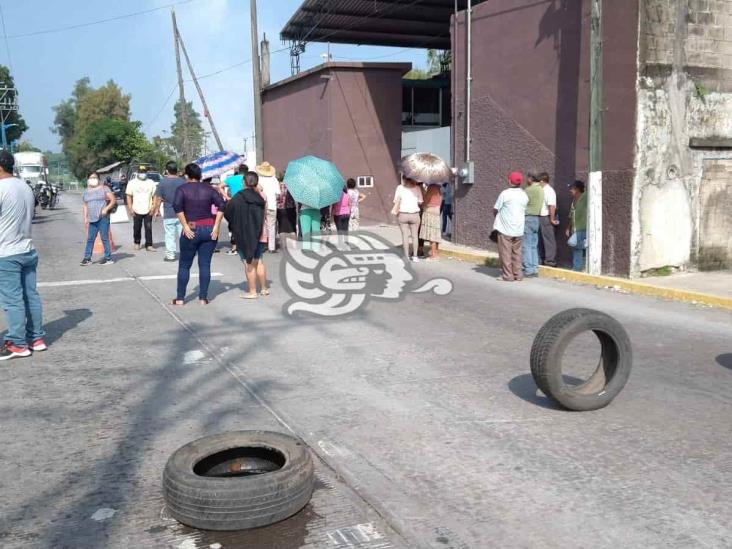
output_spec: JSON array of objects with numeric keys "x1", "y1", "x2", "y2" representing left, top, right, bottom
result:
[
  {"x1": 493, "y1": 172, "x2": 529, "y2": 281},
  {"x1": 125, "y1": 166, "x2": 157, "y2": 251},
  {"x1": 255, "y1": 162, "x2": 281, "y2": 252},
  {"x1": 538, "y1": 172, "x2": 559, "y2": 267}
]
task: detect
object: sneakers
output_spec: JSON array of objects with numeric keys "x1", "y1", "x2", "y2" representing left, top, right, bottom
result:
[
  {"x1": 80, "y1": 258, "x2": 92, "y2": 266},
  {"x1": 225, "y1": 249, "x2": 238, "y2": 256},
  {"x1": 30, "y1": 338, "x2": 47, "y2": 352},
  {"x1": 134, "y1": 244, "x2": 141, "y2": 251},
  {"x1": 0, "y1": 342, "x2": 31, "y2": 361},
  {"x1": 145, "y1": 246, "x2": 156, "y2": 252},
  {"x1": 411, "y1": 256, "x2": 420, "y2": 263},
  {"x1": 99, "y1": 258, "x2": 114, "y2": 265},
  {"x1": 163, "y1": 256, "x2": 177, "y2": 262}
]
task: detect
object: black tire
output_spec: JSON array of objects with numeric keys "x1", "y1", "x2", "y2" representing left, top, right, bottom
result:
[
  {"x1": 530, "y1": 308, "x2": 632, "y2": 411},
  {"x1": 162, "y1": 431, "x2": 314, "y2": 531}
]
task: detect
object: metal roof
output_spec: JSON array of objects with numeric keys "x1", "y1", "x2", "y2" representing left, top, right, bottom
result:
[{"x1": 281, "y1": 0, "x2": 486, "y2": 50}]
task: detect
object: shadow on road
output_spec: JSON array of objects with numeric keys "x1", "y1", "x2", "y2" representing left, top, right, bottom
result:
[
  {"x1": 508, "y1": 373, "x2": 565, "y2": 411},
  {"x1": 716, "y1": 353, "x2": 732, "y2": 370},
  {"x1": 42, "y1": 308, "x2": 93, "y2": 346}
]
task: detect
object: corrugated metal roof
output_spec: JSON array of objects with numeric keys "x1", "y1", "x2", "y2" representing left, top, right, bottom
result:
[{"x1": 281, "y1": 0, "x2": 487, "y2": 49}]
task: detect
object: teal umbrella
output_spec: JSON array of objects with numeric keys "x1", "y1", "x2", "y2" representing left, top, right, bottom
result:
[{"x1": 284, "y1": 155, "x2": 345, "y2": 209}]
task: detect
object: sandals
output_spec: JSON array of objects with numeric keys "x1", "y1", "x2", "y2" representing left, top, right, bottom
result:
[
  {"x1": 199, "y1": 299, "x2": 209, "y2": 305},
  {"x1": 171, "y1": 299, "x2": 185, "y2": 306},
  {"x1": 260, "y1": 289, "x2": 270, "y2": 297},
  {"x1": 239, "y1": 293, "x2": 258, "y2": 300}
]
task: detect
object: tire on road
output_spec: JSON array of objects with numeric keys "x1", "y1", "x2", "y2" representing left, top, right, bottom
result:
[
  {"x1": 163, "y1": 430, "x2": 314, "y2": 531},
  {"x1": 530, "y1": 308, "x2": 632, "y2": 411}
]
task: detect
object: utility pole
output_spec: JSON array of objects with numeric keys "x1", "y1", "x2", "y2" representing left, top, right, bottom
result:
[
  {"x1": 588, "y1": 0, "x2": 603, "y2": 275},
  {"x1": 176, "y1": 23, "x2": 224, "y2": 152},
  {"x1": 0, "y1": 82, "x2": 18, "y2": 151},
  {"x1": 250, "y1": 0, "x2": 264, "y2": 164},
  {"x1": 171, "y1": 9, "x2": 190, "y2": 162}
]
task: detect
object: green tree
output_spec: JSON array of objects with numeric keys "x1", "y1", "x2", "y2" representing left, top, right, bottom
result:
[
  {"x1": 0, "y1": 65, "x2": 29, "y2": 143},
  {"x1": 404, "y1": 68, "x2": 432, "y2": 80},
  {"x1": 84, "y1": 119, "x2": 151, "y2": 172},
  {"x1": 170, "y1": 99, "x2": 204, "y2": 161},
  {"x1": 15, "y1": 140, "x2": 40, "y2": 153},
  {"x1": 426, "y1": 50, "x2": 451, "y2": 75}
]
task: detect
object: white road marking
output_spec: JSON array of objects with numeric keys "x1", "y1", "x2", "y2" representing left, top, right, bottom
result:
[
  {"x1": 38, "y1": 273, "x2": 223, "y2": 288},
  {"x1": 209, "y1": 544, "x2": 222, "y2": 549},
  {"x1": 327, "y1": 522, "x2": 387, "y2": 546},
  {"x1": 183, "y1": 349, "x2": 206, "y2": 365},
  {"x1": 90, "y1": 508, "x2": 116, "y2": 521},
  {"x1": 178, "y1": 539, "x2": 197, "y2": 549}
]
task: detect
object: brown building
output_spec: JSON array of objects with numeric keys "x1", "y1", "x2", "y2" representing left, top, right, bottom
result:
[{"x1": 261, "y1": 62, "x2": 410, "y2": 223}]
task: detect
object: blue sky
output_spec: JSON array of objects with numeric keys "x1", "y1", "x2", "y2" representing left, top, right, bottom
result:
[{"x1": 2, "y1": 0, "x2": 426, "y2": 153}]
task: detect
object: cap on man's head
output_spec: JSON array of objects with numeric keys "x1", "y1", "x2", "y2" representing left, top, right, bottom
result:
[
  {"x1": 508, "y1": 171, "x2": 524, "y2": 186},
  {"x1": 138, "y1": 165, "x2": 148, "y2": 173},
  {"x1": 0, "y1": 150, "x2": 14, "y2": 173}
]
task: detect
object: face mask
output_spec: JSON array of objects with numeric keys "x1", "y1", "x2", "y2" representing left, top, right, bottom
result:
[
  {"x1": 88, "y1": 177, "x2": 99, "y2": 187},
  {"x1": 138, "y1": 173, "x2": 147, "y2": 180}
]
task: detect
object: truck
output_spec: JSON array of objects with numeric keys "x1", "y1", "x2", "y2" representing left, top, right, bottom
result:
[{"x1": 13, "y1": 152, "x2": 48, "y2": 185}]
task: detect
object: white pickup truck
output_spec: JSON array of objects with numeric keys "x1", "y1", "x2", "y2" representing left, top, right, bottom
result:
[{"x1": 13, "y1": 151, "x2": 48, "y2": 185}]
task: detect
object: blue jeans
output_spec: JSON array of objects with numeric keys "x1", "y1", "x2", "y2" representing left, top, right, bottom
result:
[
  {"x1": 83, "y1": 216, "x2": 112, "y2": 260},
  {"x1": 522, "y1": 216, "x2": 540, "y2": 275},
  {"x1": 163, "y1": 218, "x2": 182, "y2": 259},
  {"x1": 572, "y1": 230, "x2": 587, "y2": 271},
  {"x1": 0, "y1": 250, "x2": 44, "y2": 346},
  {"x1": 177, "y1": 226, "x2": 217, "y2": 300}
]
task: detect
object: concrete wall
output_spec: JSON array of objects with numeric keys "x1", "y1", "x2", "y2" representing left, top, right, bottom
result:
[
  {"x1": 451, "y1": 0, "x2": 639, "y2": 275},
  {"x1": 262, "y1": 63, "x2": 407, "y2": 224},
  {"x1": 401, "y1": 126, "x2": 452, "y2": 166},
  {"x1": 632, "y1": 0, "x2": 732, "y2": 275}
]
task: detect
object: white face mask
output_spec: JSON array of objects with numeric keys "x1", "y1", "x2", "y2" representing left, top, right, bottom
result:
[
  {"x1": 138, "y1": 173, "x2": 147, "y2": 180},
  {"x1": 88, "y1": 177, "x2": 100, "y2": 187}
]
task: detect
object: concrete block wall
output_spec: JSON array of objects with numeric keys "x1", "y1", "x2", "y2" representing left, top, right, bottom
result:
[{"x1": 631, "y1": 0, "x2": 732, "y2": 275}]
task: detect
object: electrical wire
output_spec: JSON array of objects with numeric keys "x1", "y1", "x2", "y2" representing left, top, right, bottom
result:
[{"x1": 7, "y1": 0, "x2": 198, "y2": 39}]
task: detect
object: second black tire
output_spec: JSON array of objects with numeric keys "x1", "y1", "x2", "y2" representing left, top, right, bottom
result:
[
  {"x1": 163, "y1": 430, "x2": 314, "y2": 531},
  {"x1": 530, "y1": 308, "x2": 632, "y2": 411}
]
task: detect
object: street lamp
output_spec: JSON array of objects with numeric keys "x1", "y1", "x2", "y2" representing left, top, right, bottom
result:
[{"x1": 1, "y1": 123, "x2": 17, "y2": 151}]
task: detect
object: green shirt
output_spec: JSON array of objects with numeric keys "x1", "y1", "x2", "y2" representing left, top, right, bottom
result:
[
  {"x1": 571, "y1": 193, "x2": 588, "y2": 232},
  {"x1": 524, "y1": 183, "x2": 544, "y2": 216}
]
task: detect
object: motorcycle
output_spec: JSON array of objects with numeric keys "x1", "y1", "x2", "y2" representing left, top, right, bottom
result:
[{"x1": 34, "y1": 181, "x2": 59, "y2": 210}]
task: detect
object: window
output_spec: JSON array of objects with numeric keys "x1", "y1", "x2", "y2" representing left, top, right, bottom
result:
[{"x1": 357, "y1": 176, "x2": 373, "y2": 188}]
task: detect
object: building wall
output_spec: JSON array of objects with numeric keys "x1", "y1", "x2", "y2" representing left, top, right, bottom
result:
[
  {"x1": 262, "y1": 64, "x2": 406, "y2": 224},
  {"x1": 329, "y1": 68, "x2": 404, "y2": 223},
  {"x1": 401, "y1": 126, "x2": 452, "y2": 167},
  {"x1": 261, "y1": 71, "x2": 333, "y2": 177},
  {"x1": 451, "y1": 0, "x2": 640, "y2": 275},
  {"x1": 632, "y1": 0, "x2": 732, "y2": 275}
]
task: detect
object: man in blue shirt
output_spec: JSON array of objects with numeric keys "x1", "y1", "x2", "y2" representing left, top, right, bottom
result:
[
  {"x1": 223, "y1": 164, "x2": 247, "y2": 254},
  {"x1": 153, "y1": 161, "x2": 186, "y2": 262}
]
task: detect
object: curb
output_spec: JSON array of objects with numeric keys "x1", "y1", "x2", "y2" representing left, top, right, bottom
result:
[{"x1": 441, "y1": 247, "x2": 732, "y2": 312}]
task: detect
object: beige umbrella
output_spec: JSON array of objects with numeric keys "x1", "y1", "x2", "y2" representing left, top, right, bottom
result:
[{"x1": 399, "y1": 153, "x2": 451, "y2": 185}]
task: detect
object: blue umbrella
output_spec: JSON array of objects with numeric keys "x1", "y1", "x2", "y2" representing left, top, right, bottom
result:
[
  {"x1": 195, "y1": 151, "x2": 244, "y2": 180},
  {"x1": 284, "y1": 155, "x2": 345, "y2": 209}
]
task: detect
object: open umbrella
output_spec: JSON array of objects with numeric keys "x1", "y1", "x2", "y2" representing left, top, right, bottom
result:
[
  {"x1": 284, "y1": 155, "x2": 345, "y2": 209},
  {"x1": 400, "y1": 152, "x2": 451, "y2": 185},
  {"x1": 195, "y1": 151, "x2": 244, "y2": 180}
]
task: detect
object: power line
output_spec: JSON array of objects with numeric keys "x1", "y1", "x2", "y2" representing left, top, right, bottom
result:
[
  {"x1": 7, "y1": 0, "x2": 198, "y2": 39},
  {"x1": 0, "y1": 3, "x2": 13, "y2": 72}
]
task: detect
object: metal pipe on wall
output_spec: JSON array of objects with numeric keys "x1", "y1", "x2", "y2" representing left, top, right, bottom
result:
[{"x1": 465, "y1": 0, "x2": 472, "y2": 164}]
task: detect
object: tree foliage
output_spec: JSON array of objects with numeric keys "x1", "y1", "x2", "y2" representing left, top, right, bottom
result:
[
  {"x1": 15, "y1": 140, "x2": 40, "y2": 153},
  {"x1": 170, "y1": 99, "x2": 205, "y2": 162},
  {"x1": 0, "y1": 65, "x2": 29, "y2": 144},
  {"x1": 52, "y1": 78, "x2": 148, "y2": 178}
]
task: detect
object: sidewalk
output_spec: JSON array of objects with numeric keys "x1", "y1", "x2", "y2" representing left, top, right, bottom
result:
[{"x1": 364, "y1": 224, "x2": 732, "y2": 312}]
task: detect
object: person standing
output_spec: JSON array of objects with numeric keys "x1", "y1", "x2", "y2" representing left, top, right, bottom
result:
[
  {"x1": 538, "y1": 172, "x2": 559, "y2": 266},
  {"x1": 172, "y1": 163, "x2": 225, "y2": 305},
  {"x1": 276, "y1": 171, "x2": 297, "y2": 249},
  {"x1": 522, "y1": 173, "x2": 544, "y2": 277},
  {"x1": 255, "y1": 162, "x2": 280, "y2": 252},
  {"x1": 153, "y1": 161, "x2": 185, "y2": 262},
  {"x1": 420, "y1": 183, "x2": 443, "y2": 261},
  {"x1": 567, "y1": 180, "x2": 588, "y2": 271},
  {"x1": 0, "y1": 151, "x2": 45, "y2": 360},
  {"x1": 331, "y1": 187, "x2": 351, "y2": 235},
  {"x1": 125, "y1": 166, "x2": 156, "y2": 251},
  {"x1": 393, "y1": 177, "x2": 423, "y2": 261},
  {"x1": 346, "y1": 178, "x2": 365, "y2": 231},
  {"x1": 224, "y1": 164, "x2": 248, "y2": 255},
  {"x1": 224, "y1": 171, "x2": 268, "y2": 299},
  {"x1": 81, "y1": 172, "x2": 116, "y2": 266},
  {"x1": 441, "y1": 182, "x2": 453, "y2": 235},
  {"x1": 494, "y1": 172, "x2": 529, "y2": 282}
]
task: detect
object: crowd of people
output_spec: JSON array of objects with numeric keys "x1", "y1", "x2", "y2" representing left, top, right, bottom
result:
[
  {"x1": 493, "y1": 171, "x2": 587, "y2": 282},
  {"x1": 80, "y1": 160, "x2": 369, "y2": 304}
]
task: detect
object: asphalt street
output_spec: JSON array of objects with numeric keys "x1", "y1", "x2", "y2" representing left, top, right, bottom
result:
[{"x1": 1, "y1": 193, "x2": 730, "y2": 549}]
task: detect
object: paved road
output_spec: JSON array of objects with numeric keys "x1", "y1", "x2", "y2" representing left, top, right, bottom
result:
[{"x1": 1, "y1": 194, "x2": 731, "y2": 549}]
